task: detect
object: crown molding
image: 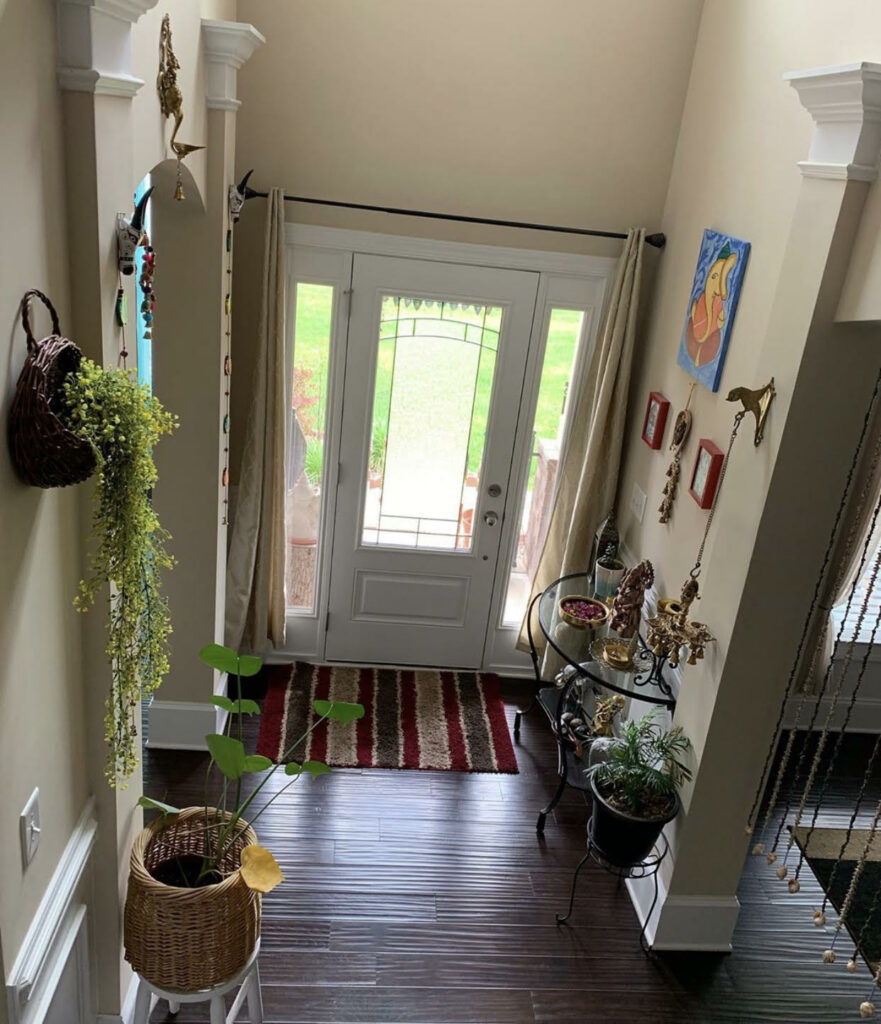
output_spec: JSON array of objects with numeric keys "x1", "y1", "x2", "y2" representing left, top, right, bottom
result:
[
  {"x1": 202, "y1": 19, "x2": 265, "y2": 111},
  {"x1": 57, "y1": 67, "x2": 144, "y2": 97},
  {"x1": 786, "y1": 61, "x2": 881, "y2": 180},
  {"x1": 57, "y1": 0, "x2": 158, "y2": 23}
]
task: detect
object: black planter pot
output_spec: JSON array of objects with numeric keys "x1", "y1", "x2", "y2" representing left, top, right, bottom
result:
[{"x1": 589, "y1": 775, "x2": 679, "y2": 867}]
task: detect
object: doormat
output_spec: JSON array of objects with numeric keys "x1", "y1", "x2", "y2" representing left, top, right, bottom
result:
[
  {"x1": 793, "y1": 825, "x2": 881, "y2": 970},
  {"x1": 256, "y1": 662, "x2": 518, "y2": 773}
]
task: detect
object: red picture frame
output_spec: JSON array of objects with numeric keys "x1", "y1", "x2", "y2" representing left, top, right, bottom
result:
[
  {"x1": 641, "y1": 391, "x2": 670, "y2": 449},
  {"x1": 689, "y1": 439, "x2": 724, "y2": 509}
]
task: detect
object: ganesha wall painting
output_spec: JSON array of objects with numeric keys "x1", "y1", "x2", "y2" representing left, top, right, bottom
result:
[{"x1": 677, "y1": 228, "x2": 750, "y2": 392}]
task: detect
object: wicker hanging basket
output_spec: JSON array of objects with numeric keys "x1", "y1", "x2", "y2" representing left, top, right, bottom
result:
[
  {"x1": 124, "y1": 808, "x2": 261, "y2": 991},
  {"x1": 8, "y1": 289, "x2": 97, "y2": 488}
]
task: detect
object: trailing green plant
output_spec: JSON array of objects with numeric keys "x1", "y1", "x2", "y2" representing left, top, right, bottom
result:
[
  {"x1": 304, "y1": 437, "x2": 324, "y2": 488},
  {"x1": 63, "y1": 358, "x2": 177, "y2": 786},
  {"x1": 585, "y1": 710, "x2": 692, "y2": 817},
  {"x1": 140, "y1": 644, "x2": 364, "y2": 888}
]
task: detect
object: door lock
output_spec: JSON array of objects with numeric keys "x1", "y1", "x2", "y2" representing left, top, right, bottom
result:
[
  {"x1": 483, "y1": 511, "x2": 499, "y2": 527},
  {"x1": 487, "y1": 483, "x2": 502, "y2": 497}
]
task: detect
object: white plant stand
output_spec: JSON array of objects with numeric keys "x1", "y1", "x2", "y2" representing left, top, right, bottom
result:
[{"x1": 131, "y1": 940, "x2": 263, "y2": 1023}]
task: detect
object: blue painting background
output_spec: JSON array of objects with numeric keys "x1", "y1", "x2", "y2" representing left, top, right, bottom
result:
[{"x1": 676, "y1": 228, "x2": 750, "y2": 392}]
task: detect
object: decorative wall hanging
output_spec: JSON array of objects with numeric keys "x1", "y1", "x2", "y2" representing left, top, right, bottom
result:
[
  {"x1": 228, "y1": 170, "x2": 254, "y2": 225},
  {"x1": 727, "y1": 378, "x2": 776, "y2": 446},
  {"x1": 743, "y1": 367, "x2": 881, "y2": 1017},
  {"x1": 157, "y1": 14, "x2": 204, "y2": 200},
  {"x1": 641, "y1": 391, "x2": 670, "y2": 449},
  {"x1": 139, "y1": 235, "x2": 156, "y2": 354},
  {"x1": 116, "y1": 188, "x2": 153, "y2": 276},
  {"x1": 658, "y1": 381, "x2": 695, "y2": 523},
  {"x1": 677, "y1": 228, "x2": 750, "y2": 392},
  {"x1": 689, "y1": 439, "x2": 724, "y2": 509},
  {"x1": 220, "y1": 181, "x2": 237, "y2": 525},
  {"x1": 8, "y1": 290, "x2": 98, "y2": 488}
]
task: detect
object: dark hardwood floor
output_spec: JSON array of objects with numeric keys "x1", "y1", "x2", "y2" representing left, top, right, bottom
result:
[{"x1": 142, "y1": 677, "x2": 879, "y2": 1023}]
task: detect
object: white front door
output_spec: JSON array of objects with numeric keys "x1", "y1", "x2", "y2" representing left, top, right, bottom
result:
[{"x1": 325, "y1": 254, "x2": 539, "y2": 667}]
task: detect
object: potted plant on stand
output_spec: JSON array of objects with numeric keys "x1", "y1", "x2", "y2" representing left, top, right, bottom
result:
[
  {"x1": 124, "y1": 643, "x2": 363, "y2": 995},
  {"x1": 585, "y1": 710, "x2": 691, "y2": 867}
]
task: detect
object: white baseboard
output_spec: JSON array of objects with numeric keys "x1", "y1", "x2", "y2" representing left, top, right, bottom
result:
[
  {"x1": 147, "y1": 699, "x2": 226, "y2": 751},
  {"x1": 626, "y1": 872, "x2": 740, "y2": 951},
  {"x1": 5, "y1": 800, "x2": 97, "y2": 1024},
  {"x1": 147, "y1": 674, "x2": 229, "y2": 750},
  {"x1": 97, "y1": 972, "x2": 142, "y2": 1024}
]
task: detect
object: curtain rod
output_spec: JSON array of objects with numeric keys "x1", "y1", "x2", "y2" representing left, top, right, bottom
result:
[{"x1": 238, "y1": 176, "x2": 665, "y2": 248}]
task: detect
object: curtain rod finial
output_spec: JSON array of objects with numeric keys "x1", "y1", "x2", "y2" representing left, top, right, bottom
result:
[{"x1": 645, "y1": 232, "x2": 666, "y2": 249}]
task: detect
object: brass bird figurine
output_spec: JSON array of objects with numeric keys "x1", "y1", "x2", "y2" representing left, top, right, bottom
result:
[{"x1": 726, "y1": 378, "x2": 776, "y2": 446}]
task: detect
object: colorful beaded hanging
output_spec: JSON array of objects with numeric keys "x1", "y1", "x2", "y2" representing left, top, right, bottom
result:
[
  {"x1": 139, "y1": 237, "x2": 156, "y2": 358},
  {"x1": 221, "y1": 193, "x2": 235, "y2": 525}
]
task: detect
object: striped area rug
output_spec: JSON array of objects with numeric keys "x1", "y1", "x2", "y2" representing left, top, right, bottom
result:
[{"x1": 256, "y1": 663, "x2": 518, "y2": 773}]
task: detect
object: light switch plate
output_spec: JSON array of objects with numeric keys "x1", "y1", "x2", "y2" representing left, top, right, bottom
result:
[
  {"x1": 630, "y1": 482, "x2": 647, "y2": 524},
  {"x1": 20, "y1": 788, "x2": 40, "y2": 869}
]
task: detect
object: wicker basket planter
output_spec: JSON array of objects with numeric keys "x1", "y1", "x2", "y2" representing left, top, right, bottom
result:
[
  {"x1": 9, "y1": 289, "x2": 97, "y2": 488},
  {"x1": 124, "y1": 807, "x2": 261, "y2": 991}
]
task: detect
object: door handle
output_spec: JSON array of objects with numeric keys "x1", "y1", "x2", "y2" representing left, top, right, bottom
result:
[{"x1": 483, "y1": 511, "x2": 499, "y2": 527}]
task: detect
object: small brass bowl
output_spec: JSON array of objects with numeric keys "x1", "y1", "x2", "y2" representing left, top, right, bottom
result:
[{"x1": 657, "y1": 598, "x2": 683, "y2": 617}]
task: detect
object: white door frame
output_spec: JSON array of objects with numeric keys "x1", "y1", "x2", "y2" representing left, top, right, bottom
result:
[{"x1": 278, "y1": 224, "x2": 616, "y2": 671}]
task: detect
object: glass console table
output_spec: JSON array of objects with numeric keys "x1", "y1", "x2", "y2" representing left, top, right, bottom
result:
[{"x1": 515, "y1": 571, "x2": 677, "y2": 833}]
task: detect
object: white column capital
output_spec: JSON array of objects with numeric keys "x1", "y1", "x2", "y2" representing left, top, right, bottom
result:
[
  {"x1": 201, "y1": 20, "x2": 266, "y2": 112},
  {"x1": 56, "y1": 0, "x2": 159, "y2": 96},
  {"x1": 785, "y1": 61, "x2": 881, "y2": 181}
]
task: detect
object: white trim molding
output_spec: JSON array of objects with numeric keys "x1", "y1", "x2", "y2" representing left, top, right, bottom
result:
[
  {"x1": 786, "y1": 61, "x2": 881, "y2": 181},
  {"x1": 147, "y1": 700, "x2": 218, "y2": 751},
  {"x1": 60, "y1": 0, "x2": 158, "y2": 21},
  {"x1": 285, "y1": 223, "x2": 618, "y2": 278},
  {"x1": 627, "y1": 872, "x2": 741, "y2": 951},
  {"x1": 56, "y1": 68, "x2": 144, "y2": 97},
  {"x1": 56, "y1": 0, "x2": 157, "y2": 96},
  {"x1": 5, "y1": 799, "x2": 97, "y2": 1024},
  {"x1": 147, "y1": 685, "x2": 229, "y2": 751},
  {"x1": 201, "y1": 19, "x2": 266, "y2": 111}
]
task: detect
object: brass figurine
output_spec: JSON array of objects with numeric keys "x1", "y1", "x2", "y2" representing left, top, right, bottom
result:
[
  {"x1": 592, "y1": 695, "x2": 625, "y2": 737},
  {"x1": 659, "y1": 407, "x2": 692, "y2": 523},
  {"x1": 726, "y1": 378, "x2": 776, "y2": 447},
  {"x1": 157, "y1": 14, "x2": 204, "y2": 200},
  {"x1": 646, "y1": 577, "x2": 714, "y2": 669}
]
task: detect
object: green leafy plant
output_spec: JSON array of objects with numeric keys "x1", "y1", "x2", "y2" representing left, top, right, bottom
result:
[
  {"x1": 63, "y1": 358, "x2": 177, "y2": 786},
  {"x1": 304, "y1": 437, "x2": 324, "y2": 488},
  {"x1": 586, "y1": 710, "x2": 692, "y2": 817},
  {"x1": 370, "y1": 420, "x2": 387, "y2": 475},
  {"x1": 139, "y1": 644, "x2": 364, "y2": 888}
]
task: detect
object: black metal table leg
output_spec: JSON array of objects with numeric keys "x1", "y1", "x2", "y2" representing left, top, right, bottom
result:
[
  {"x1": 638, "y1": 868, "x2": 662, "y2": 956},
  {"x1": 537, "y1": 772, "x2": 567, "y2": 832},
  {"x1": 556, "y1": 851, "x2": 591, "y2": 924},
  {"x1": 514, "y1": 694, "x2": 538, "y2": 738}
]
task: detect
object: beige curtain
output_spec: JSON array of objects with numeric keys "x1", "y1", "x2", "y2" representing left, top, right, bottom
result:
[
  {"x1": 225, "y1": 188, "x2": 287, "y2": 652},
  {"x1": 806, "y1": 414, "x2": 881, "y2": 689},
  {"x1": 517, "y1": 228, "x2": 645, "y2": 653}
]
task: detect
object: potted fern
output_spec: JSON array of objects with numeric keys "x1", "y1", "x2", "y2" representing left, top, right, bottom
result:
[{"x1": 585, "y1": 710, "x2": 691, "y2": 866}]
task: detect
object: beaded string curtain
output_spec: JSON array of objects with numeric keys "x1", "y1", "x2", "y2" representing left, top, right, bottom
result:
[{"x1": 746, "y1": 366, "x2": 881, "y2": 1018}]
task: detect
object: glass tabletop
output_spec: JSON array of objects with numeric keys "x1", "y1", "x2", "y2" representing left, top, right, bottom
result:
[{"x1": 536, "y1": 572, "x2": 676, "y2": 708}]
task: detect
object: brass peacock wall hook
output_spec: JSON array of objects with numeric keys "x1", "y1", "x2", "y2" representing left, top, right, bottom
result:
[{"x1": 157, "y1": 14, "x2": 204, "y2": 200}]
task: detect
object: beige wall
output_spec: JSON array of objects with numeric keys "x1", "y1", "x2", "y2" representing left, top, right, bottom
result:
[
  {"x1": 616, "y1": 0, "x2": 881, "y2": 902},
  {"x1": 229, "y1": 0, "x2": 704, "y2": 480},
  {"x1": 0, "y1": 0, "x2": 90, "y2": 968}
]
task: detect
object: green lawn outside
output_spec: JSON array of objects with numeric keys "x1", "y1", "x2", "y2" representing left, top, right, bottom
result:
[{"x1": 291, "y1": 284, "x2": 582, "y2": 488}]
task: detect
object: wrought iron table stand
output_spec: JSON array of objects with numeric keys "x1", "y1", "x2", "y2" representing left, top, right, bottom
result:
[{"x1": 556, "y1": 820, "x2": 669, "y2": 954}]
